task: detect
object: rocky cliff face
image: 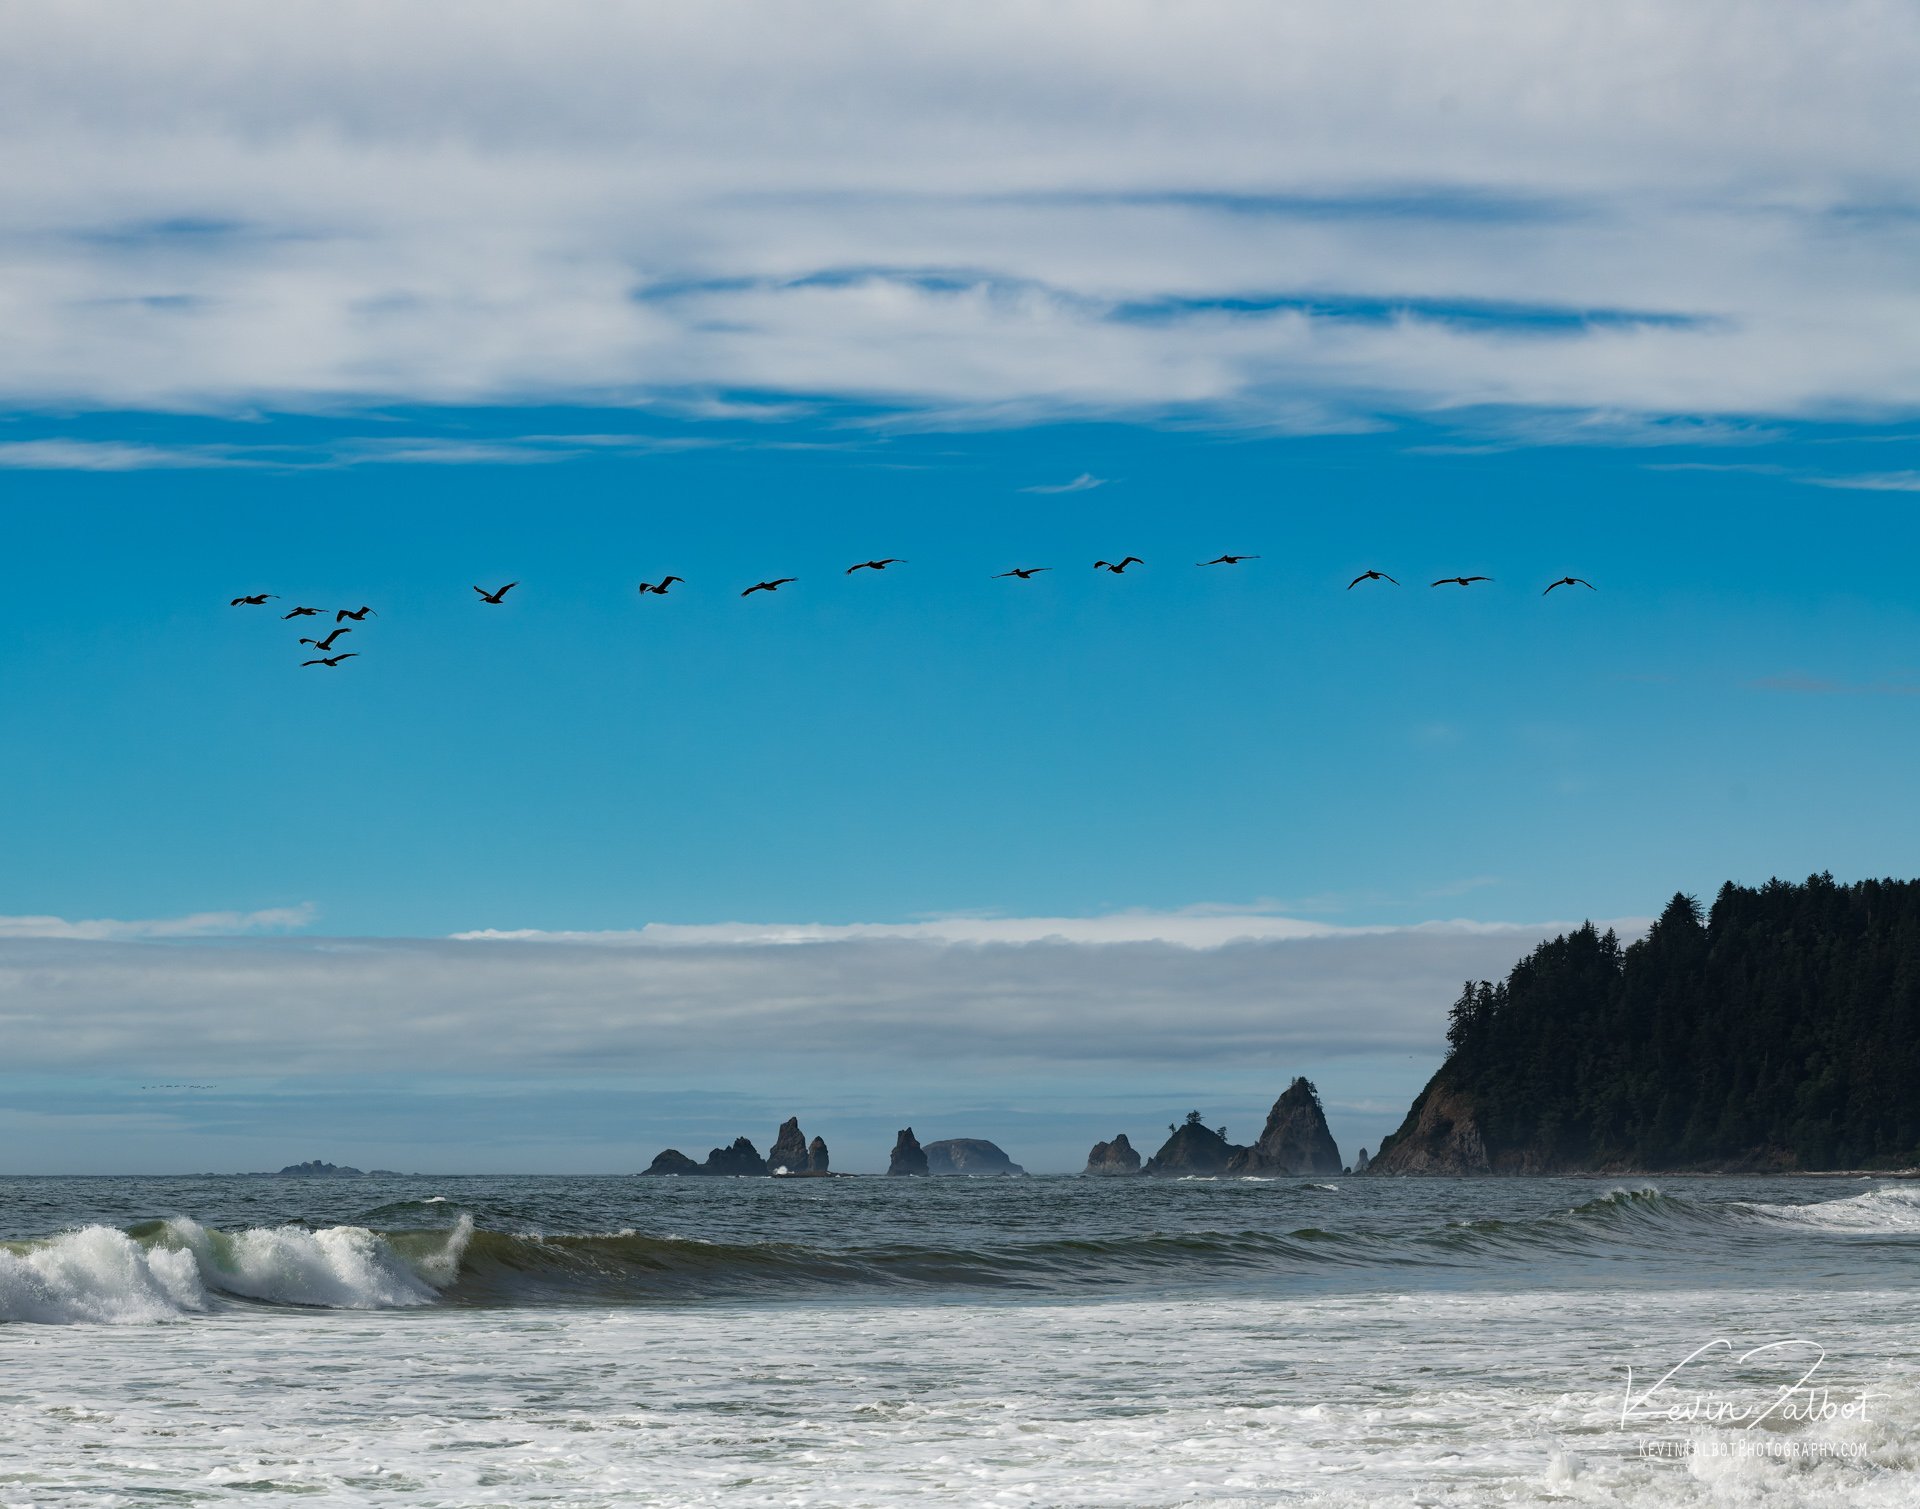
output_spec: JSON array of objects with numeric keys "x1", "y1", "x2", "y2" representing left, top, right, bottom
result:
[
  {"x1": 1084, "y1": 1134, "x2": 1142, "y2": 1176},
  {"x1": 768, "y1": 1117, "x2": 810, "y2": 1174},
  {"x1": 888, "y1": 1127, "x2": 929, "y2": 1175},
  {"x1": 1225, "y1": 1078, "x2": 1343, "y2": 1176},
  {"x1": 924, "y1": 1138, "x2": 1025, "y2": 1175},
  {"x1": 1366, "y1": 1078, "x2": 1494, "y2": 1175},
  {"x1": 807, "y1": 1135, "x2": 830, "y2": 1173},
  {"x1": 1144, "y1": 1118, "x2": 1246, "y2": 1176}
]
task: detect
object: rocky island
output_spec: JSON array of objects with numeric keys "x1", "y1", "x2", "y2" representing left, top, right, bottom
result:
[
  {"x1": 924, "y1": 1138, "x2": 1024, "y2": 1176},
  {"x1": 1083, "y1": 1134, "x2": 1142, "y2": 1176},
  {"x1": 882, "y1": 1129, "x2": 1026, "y2": 1175},
  {"x1": 643, "y1": 1119, "x2": 831, "y2": 1176},
  {"x1": 1094, "y1": 1080, "x2": 1343, "y2": 1177}
]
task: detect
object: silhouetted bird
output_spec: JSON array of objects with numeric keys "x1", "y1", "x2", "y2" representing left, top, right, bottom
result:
[
  {"x1": 1095, "y1": 557, "x2": 1143, "y2": 574},
  {"x1": 1431, "y1": 576, "x2": 1493, "y2": 588},
  {"x1": 230, "y1": 594, "x2": 276, "y2": 606},
  {"x1": 1199, "y1": 554, "x2": 1260, "y2": 566},
  {"x1": 993, "y1": 567, "x2": 1051, "y2": 579},
  {"x1": 336, "y1": 606, "x2": 377, "y2": 622},
  {"x1": 474, "y1": 583, "x2": 518, "y2": 604},
  {"x1": 1346, "y1": 570, "x2": 1398, "y2": 589},
  {"x1": 1543, "y1": 576, "x2": 1596, "y2": 594},
  {"x1": 847, "y1": 559, "x2": 906, "y2": 573},
  {"x1": 301, "y1": 653, "x2": 358, "y2": 668},
  {"x1": 299, "y1": 627, "x2": 352, "y2": 652},
  {"x1": 282, "y1": 605, "x2": 323, "y2": 619},
  {"x1": 638, "y1": 576, "x2": 684, "y2": 595},
  {"x1": 741, "y1": 579, "x2": 797, "y2": 597}
]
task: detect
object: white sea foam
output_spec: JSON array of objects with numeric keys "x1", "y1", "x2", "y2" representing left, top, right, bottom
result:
[
  {"x1": 164, "y1": 1216, "x2": 468, "y2": 1308},
  {"x1": 0, "y1": 1226, "x2": 209, "y2": 1324},
  {"x1": 0, "y1": 1216, "x2": 471, "y2": 1325},
  {"x1": 1745, "y1": 1184, "x2": 1920, "y2": 1233},
  {"x1": 6, "y1": 1286, "x2": 1918, "y2": 1505}
]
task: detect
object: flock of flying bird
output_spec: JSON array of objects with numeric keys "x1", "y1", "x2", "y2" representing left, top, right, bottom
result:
[{"x1": 229, "y1": 558, "x2": 1597, "y2": 668}]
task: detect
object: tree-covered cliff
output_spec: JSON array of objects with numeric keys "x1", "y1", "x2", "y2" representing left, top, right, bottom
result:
[{"x1": 1372, "y1": 874, "x2": 1920, "y2": 1173}]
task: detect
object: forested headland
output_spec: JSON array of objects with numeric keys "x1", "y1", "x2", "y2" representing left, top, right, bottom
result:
[{"x1": 1370, "y1": 874, "x2": 1920, "y2": 1174}]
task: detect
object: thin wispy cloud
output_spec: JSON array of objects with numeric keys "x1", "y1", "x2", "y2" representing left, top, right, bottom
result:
[
  {"x1": 0, "y1": 432, "x2": 725, "y2": 472},
  {"x1": 1019, "y1": 473, "x2": 1107, "y2": 495},
  {"x1": 0, "y1": 439, "x2": 253, "y2": 470},
  {"x1": 1800, "y1": 471, "x2": 1920, "y2": 493},
  {"x1": 1747, "y1": 674, "x2": 1920, "y2": 698},
  {"x1": 451, "y1": 909, "x2": 1559, "y2": 949},
  {"x1": 0, "y1": 904, "x2": 316, "y2": 941}
]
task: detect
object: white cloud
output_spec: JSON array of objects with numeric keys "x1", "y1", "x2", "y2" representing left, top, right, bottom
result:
[
  {"x1": 0, "y1": 439, "x2": 249, "y2": 470},
  {"x1": 0, "y1": 4, "x2": 1917, "y2": 423},
  {"x1": 0, "y1": 904, "x2": 315, "y2": 941},
  {"x1": 0, "y1": 912, "x2": 1648, "y2": 1076},
  {"x1": 1802, "y1": 471, "x2": 1920, "y2": 492},
  {"x1": 1020, "y1": 473, "x2": 1106, "y2": 494},
  {"x1": 451, "y1": 910, "x2": 1559, "y2": 948}
]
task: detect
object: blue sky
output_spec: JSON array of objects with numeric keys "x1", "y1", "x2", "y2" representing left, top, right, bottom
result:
[
  {"x1": 4, "y1": 3, "x2": 1920, "y2": 1172},
  {"x1": 6, "y1": 407, "x2": 1917, "y2": 938}
]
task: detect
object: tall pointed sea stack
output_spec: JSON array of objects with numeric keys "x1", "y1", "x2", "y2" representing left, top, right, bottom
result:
[
  {"x1": 888, "y1": 1127, "x2": 929, "y2": 1175},
  {"x1": 807, "y1": 1135, "x2": 830, "y2": 1173},
  {"x1": 768, "y1": 1117, "x2": 810, "y2": 1174},
  {"x1": 1226, "y1": 1078, "x2": 1343, "y2": 1175}
]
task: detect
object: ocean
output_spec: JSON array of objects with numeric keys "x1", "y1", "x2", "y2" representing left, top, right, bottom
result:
[{"x1": 3, "y1": 1172, "x2": 1917, "y2": 1505}]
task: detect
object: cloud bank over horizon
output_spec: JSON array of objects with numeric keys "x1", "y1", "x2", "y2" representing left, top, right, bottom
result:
[
  {"x1": 0, "y1": 911, "x2": 1647, "y2": 1079},
  {"x1": 3, "y1": 2, "x2": 1919, "y2": 428}
]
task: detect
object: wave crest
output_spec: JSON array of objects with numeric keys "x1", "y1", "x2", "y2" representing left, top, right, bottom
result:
[{"x1": 1, "y1": 1216, "x2": 471, "y2": 1325}]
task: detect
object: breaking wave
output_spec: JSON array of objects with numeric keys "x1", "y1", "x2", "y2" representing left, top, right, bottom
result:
[
  {"x1": 0, "y1": 1216, "x2": 471, "y2": 1324},
  {"x1": 8, "y1": 1184, "x2": 1920, "y2": 1323}
]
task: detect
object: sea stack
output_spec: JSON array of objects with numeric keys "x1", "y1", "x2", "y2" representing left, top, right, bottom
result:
[
  {"x1": 642, "y1": 1148, "x2": 701, "y2": 1175},
  {"x1": 924, "y1": 1138, "x2": 1025, "y2": 1176},
  {"x1": 1225, "y1": 1078, "x2": 1343, "y2": 1176},
  {"x1": 807, "y1": 1135, "x2": 830, "y2": 1173},
  {"x1": 1084, "y1": 1134, "x2": 1143, "y2": 1176},
  {"x1": 1352, "y1": 1147, "x2": 1370, "y2": 1174},
  {"x1": 888, "y1": 1127, "x2": 929, "y2": 1175},
  {"x1": 701, "y1": 1136, "x2": 769, "y2": 1176},
  {"x1": 768, "y1": 1117, "x2": 810, "y2": 1175},
  {"x1": 1143, "y1": 1113, "x2": 1246, "y2": 1176}
]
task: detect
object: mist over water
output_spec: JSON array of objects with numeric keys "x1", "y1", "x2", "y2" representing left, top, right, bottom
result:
[{"x1": 4, "y1": 1173, "x2": 1918, "y2": 1504}]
